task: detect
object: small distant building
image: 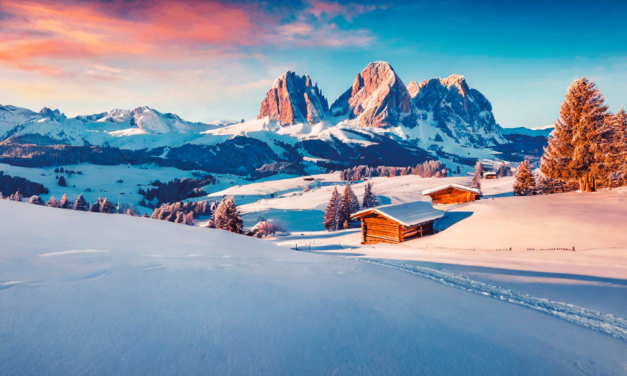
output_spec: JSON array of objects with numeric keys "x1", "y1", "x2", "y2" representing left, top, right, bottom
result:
[
  {"x1": 350, "y1": 202, "x2": 445, "y2": 244},
  {"x1": 484, "y1": 171, "x2": 497, "y2": 179},
  {"x1": 422, "y1": 184, "x2": 482, "y2": 205}
]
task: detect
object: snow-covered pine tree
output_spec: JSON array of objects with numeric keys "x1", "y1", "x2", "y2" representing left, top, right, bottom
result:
[
  {"x1": 12, "y1": 191, "x2": 22, "y2": 202},
  {"x1": 175, "y1": 211, "x2": 185, "y2": 223},
  {"x1": 214, "y1": 196, "x2": 243, "y2": 234},
  {"x1": 323, "y1": 187, "x2": 341, "y2": 231},
  {"x1": 514, "y1": 160, "x2": 535, "y2": 196},
  {"x1": 59, "y1": 193, "x2": 69, "y2": 209},
  {"x1": 74, "y1": 193, "x2": 87, "y2": 211},
  {"x1": 471, "y1": 161, "x2": 483, "y2": 190},
  {"x1": 541, "y1": 77, "x2": 610, "y2": 192},
  {"x1": 46, "y1": 195, "x2": 58, "y2": 207},
  {"x1": 89, "y1": 202, "x2": 100, "y2": 212},
  {"x1": 362, "y1": 182, "x2": 378, "y2": 209}
]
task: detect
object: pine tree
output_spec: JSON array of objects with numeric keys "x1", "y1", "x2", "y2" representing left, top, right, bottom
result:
[
  {"x1": 533, "y1": 171, "x2": 549, "y2": 195},
  {"x1": 323, "y1": 187, "x2": 341, "y2": 231},
  {"x1": 46, "y1": 195, "x2": 58, "y2": 208},
  {"x1": 89, "y1": 202, "x2": 100, "y2": 212},
  {"x1": 609, "y1": 108, "x2": 627, "y2": 184},
  {"x1": 541, "y1": 77, "x2": 610, "y2": 192},
  {"x1": 337, "y1": 185, "x2": 353, "y2": 229},
  {"x1": 58, "y1": 176, "x2": 67, "y2": 187},
  {"x1": 100, "y1": 199, "x2": 116, "y2": 213},
  {"x1": 12, "y1": 191, "x2": 22, "y2": 202},
  {"x1": 214, "y1": 196, "x2": 243, "y2": 234},
  {"x1": 29, "y1": 195, "x2": 45, "y2": 205},
  {"x1": 348, "y1": 184, "x2": 360, "y2": 214},
  {"x1": 496, "y1": 163, "x2": 510, "y2": 177},
  {"x1": 74, "y1": 194, "x2": 87, "y2": 211},
  {"x1": 362, "y1": 182, "x2": 378, "y2": 209},
  {"x1": 471, "y1": 161, "x2": 483, "y2": 190},
  {"x1": 59, "y1": 193, "x2": 69, "y2": 209},
  {"x1": 514, "y1": 160, "x2": 535, "y2": 196}
]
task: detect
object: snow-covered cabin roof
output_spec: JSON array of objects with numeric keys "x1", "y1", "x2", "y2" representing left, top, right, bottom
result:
[
  {"x1": 350, "y1": 201, "x2": 445, "y2": 227},
  {"x1": 421, "y1": 184, "x2": 482, "y2": 196},
  {"x1": 484, "y1": 171, "x2": 497, "y2": 176}
]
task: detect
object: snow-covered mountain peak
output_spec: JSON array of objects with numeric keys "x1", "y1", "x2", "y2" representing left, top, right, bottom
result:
[
  {"x1": 97, "y1": 109, "x2": 132, "y2": 123},
  {"x1": 39, "y1": 107, "x2": 66, "y2": 122}
]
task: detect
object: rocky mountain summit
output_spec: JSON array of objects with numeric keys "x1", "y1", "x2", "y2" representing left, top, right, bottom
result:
[
  {"x1": 409, "y1": 74, "x2": 507, "y2": 146},
  {"x1": 330, "y1": 62, "x2": 416, "y2": 128},
  {"x1": 257, "y1": 71, "x2": 328, "y2": 125}
]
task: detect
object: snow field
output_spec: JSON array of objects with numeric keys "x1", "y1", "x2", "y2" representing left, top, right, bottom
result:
[{"x1": 1, "y1": 199, "x2": 626, "y2": 375}]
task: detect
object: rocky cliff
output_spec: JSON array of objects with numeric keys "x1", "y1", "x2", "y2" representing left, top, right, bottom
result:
[
  {"x1": 409, "y1": 74, "x2": 507, "y2": 146},
  {"x1": 257, "y1": 71, "x2": 328, "y2": 125},
  {"x1": 330, "y1": 62, "x2": 416, "y2": 128}
]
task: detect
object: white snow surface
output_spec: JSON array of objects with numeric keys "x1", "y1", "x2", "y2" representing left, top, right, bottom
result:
[
  {"x1": 351, "y1": 201, "x2": 445, "y2": 226},
  {"x1": 1, "y1": 199, "x2": 627, "y2": 375}
]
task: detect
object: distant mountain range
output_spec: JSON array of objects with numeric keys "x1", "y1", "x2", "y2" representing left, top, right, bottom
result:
[{"x1": 0, "y1": 62, "x2": 550, "y2": 177}]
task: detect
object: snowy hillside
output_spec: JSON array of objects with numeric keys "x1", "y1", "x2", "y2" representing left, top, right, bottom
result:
[{"x1": 1, "y1": 199, "x2": 626, "y2": 375}]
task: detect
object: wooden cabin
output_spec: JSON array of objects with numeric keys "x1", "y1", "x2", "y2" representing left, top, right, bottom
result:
[
  {"x1": 484, "y1": 171, "x2": 497, "y2": 179},
  {"x1": 350, "y1": 202, "x2": 445, "y2": 244},
  {"x1": 422, "y1": 184, "x2": 482, "y2": 205}
]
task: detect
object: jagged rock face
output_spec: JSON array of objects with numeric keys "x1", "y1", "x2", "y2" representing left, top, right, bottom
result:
[
  {"x1": 410, "y1": 74, "x2": 507, "y2": 146},
  {"x1": 257, "y1": 71, "x2": 328, "y2": 125},
  {"x1": 330, "y1": 62, "x2": 416, "y2": 128}
]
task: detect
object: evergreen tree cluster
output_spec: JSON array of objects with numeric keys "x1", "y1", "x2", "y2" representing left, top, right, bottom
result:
[
  {"x1": 339, "y1": 161, "x2": 447, "y2": 181},
  {"x1": 324, "y1": 183, "x2": 368, "y2": 232},
  {"x1": 139, "y1": 176, "x2": 216, "y2": 208},
  {"x1": 0, "y1": 171, "x2": 48, "y2": 197},
  {"x1": 151, "y1": 200, "x2": 214, "y2": 225},
  {"x1": 541, "y1": 77, "x2": 627, "y2": 191}
]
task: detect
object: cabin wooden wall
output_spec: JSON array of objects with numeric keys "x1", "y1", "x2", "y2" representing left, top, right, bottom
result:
[
  {"x1": 359, "y1": 214, "x2": 435, "y2": 244},
  {"x1": 428, "y1": 188, "x2": 478, "y2": 205},
  {"x1": 361, "y1": 214, "x2": 402, "y2": 244}
]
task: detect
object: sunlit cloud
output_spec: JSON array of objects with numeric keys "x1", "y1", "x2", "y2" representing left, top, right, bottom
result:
[{"x1": 0, "y1": 0, "x2": 381, "y2": 78}]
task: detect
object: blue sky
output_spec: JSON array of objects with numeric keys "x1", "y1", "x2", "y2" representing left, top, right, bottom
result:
[{"x1": 0, "y1": 0, "x2": 625, "y2": 128}]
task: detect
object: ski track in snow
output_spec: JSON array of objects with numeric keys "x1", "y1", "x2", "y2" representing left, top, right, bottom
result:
[{"x1": 354, "y1": 258, "x2": 627, "y2": 342}]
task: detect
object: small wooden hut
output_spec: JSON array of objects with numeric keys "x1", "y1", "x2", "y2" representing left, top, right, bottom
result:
[
  {"x1": 350, "y1": 202, "x2": 445, "y2": 244},
  {"x1": 422, "y1": 184, "x2": 482, "y2": 205},
  {"x1": 484, "y1": 171, "x2": 497, "y2": 179}
]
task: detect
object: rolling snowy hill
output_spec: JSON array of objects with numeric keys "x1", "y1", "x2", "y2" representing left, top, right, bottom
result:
[{"x1": 1, "y1": 199, "x2": 625, "y2": 375}]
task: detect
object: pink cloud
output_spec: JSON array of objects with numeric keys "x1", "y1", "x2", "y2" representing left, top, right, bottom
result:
[{"x1": 0, "y1": 0, "x2": 384, "y2": 77}]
